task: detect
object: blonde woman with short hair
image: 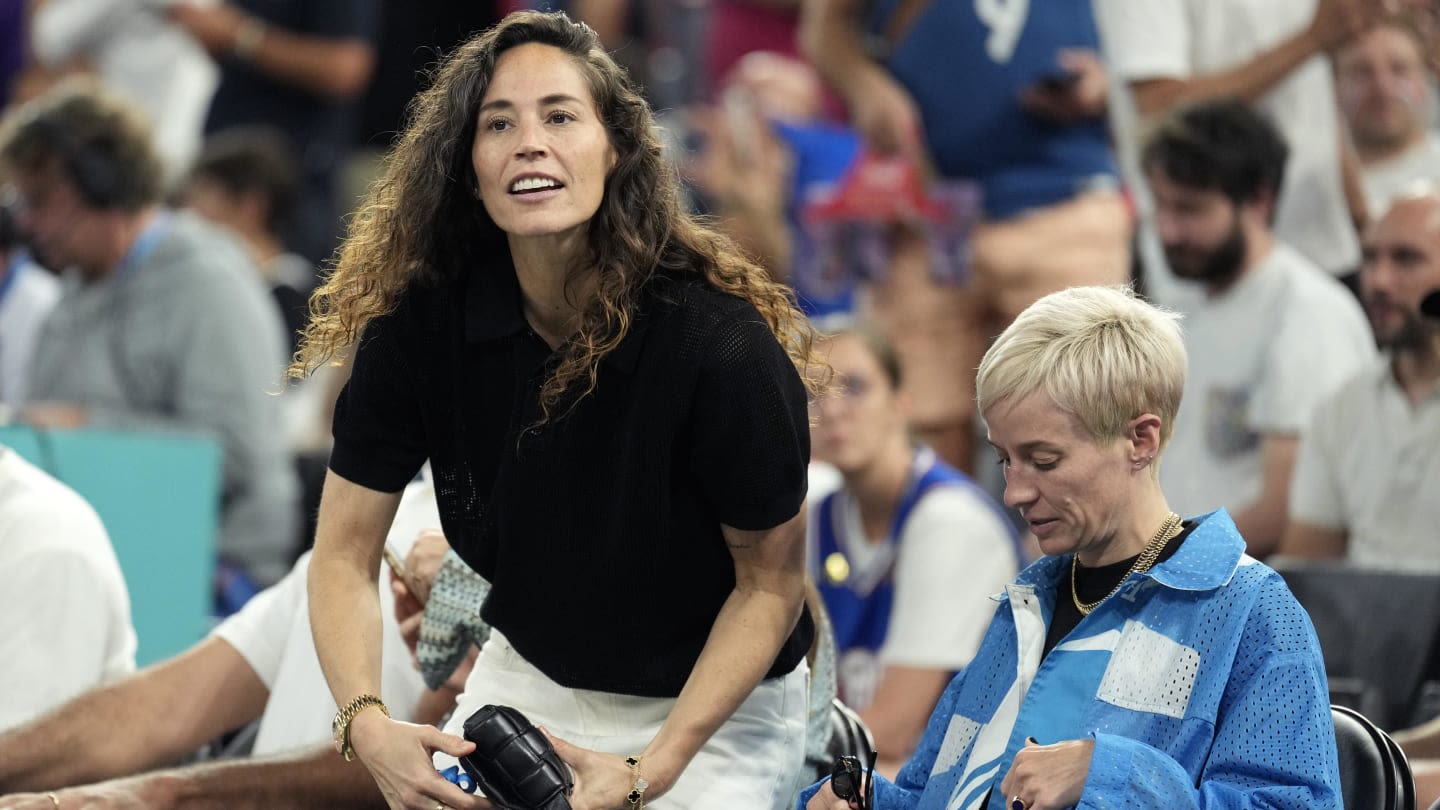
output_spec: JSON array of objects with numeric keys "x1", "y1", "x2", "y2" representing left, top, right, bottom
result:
[{"x1": 804, "y1": 285, "x2": 1341, "y2": 809}]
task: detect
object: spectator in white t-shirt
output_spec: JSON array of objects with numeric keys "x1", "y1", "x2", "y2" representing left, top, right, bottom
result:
[
  {"x1": 1335, "y1": 16, "x2": 1440, "y2": 220},
  {"x1": 1282, "y1": 189, "x2": 1440, "y2": 569},
  {"x1": 1094, "y1": 0, "x2": 1393, "y2": 280},
  {"x1": 0, "y1": 475, "x2": 441, "y2": 809},
  {"x1": 806, "y1": 322, "x2": 1019, "y2": 775},
  {"x1": 0, "y1": 445, "x2": 135, "y2": 732},
  {"x1": 1142, "y1": 99, "x2": 1374, "y2": 558}
]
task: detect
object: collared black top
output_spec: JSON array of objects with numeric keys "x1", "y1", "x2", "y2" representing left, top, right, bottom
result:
[{"x1": 329, "y1": 261, "x2": 814, "y2": 697}]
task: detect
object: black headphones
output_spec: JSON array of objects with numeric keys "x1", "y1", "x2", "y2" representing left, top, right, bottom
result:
[
  {"x1": 19, "y1": 111, "x2": 127, "y2": 209},
  {"x1": 0, "y1": 191, "x2": 17, "y2": 252}
]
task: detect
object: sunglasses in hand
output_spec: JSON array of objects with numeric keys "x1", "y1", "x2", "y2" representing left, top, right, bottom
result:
[{"x1": 831, "y1": 748, "x2": 877, "y2": 809}]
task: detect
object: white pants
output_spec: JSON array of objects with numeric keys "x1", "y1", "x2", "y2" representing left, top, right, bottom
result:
[{"x1": 433, "y1": 631, "x2": 810, "y2": 810}]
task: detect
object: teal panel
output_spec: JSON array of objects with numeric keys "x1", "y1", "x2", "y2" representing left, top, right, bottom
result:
[{"x1": 0, "y1": 426, "x2": 220, "y2": 667}]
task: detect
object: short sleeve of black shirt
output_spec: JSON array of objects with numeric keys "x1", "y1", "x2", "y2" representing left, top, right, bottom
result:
[
  {"x1": 329, "y1": 305, "x2": 428, "y2": 492},
  {"x1": 324, "y1": 272, "x2": 813, "y2": 695},
  {"x1": 688, "y1": 304, "x2": 811, "y2": 530}
]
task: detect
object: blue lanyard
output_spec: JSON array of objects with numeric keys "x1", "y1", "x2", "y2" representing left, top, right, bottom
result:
[
  {"x1": 113, "y1": 212, "x2": 171, "y2": 282},
  {"x1": 0, "y1": 254, "x2": 23, "y2": 309}
]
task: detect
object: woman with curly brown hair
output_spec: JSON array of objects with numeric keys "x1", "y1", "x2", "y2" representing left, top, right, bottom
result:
[{"x1": 298, "y1": 10, "x2": 819, "y2": 810}]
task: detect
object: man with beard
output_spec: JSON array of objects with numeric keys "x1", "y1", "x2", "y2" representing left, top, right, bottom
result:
[
  {"x1": 0, "y1": 81, "x2": 298, "y2": 588},
  {"x1": 1281, "y1": 189, "x2": 1440, "y2": 569},
  {"x1": 1142, "y1": 99, "x2": 1374, "y2": 558},
  {"x1": 1335, "y1": 16, "x2": 1440, "y2": 222}
]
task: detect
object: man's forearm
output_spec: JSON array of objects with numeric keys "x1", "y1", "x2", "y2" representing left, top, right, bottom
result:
[
  {"x1": 0, "y1": 642, "x2": 268, "y2": 793},
  {"x1": 643, "y1": 586, "x2": 803, "y2": 795},
  {"x1": 799, "y1": 0, "x2": 883, "y2": 108},
  {"x1": 1233, "y1": 498, "x2": 1287, "y2": 558},
  {"x1": 1131, "y1": 27, "x2": 1321, "y2": 117},
  {"x1": 132, "y1": 746, "x2": 387, "y2": 810},
  {"x1": 0, "y1": 682, "x2": 175, "y2": 792}
]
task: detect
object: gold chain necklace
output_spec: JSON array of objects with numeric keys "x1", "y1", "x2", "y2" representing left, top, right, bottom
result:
[{"x1": 1071, "y1": 511, "x2": 1182, "y2": 616}]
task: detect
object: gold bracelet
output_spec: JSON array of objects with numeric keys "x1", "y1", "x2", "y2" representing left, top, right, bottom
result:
[
  {"x1": 624, "y1": 755, "x2": 648, "y2": 808},
  {"x1": 232, "y1": 17, "x2": 267, "y2": 60},
  {"x1": 331, "y1": 694, "x2": 389, "y2": 761}
]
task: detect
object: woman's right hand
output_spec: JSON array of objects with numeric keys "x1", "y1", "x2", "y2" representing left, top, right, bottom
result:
[
  {"x1": 806, "y1": 779, "x2": 862, "y2": 810},
  {"x1": 348, "y1": 710, "x2": 487, "y2": 810}
]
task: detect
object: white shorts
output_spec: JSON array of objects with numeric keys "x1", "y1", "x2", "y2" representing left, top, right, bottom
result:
[{"x1": 433, "y1": 630, "x2": 810, "y2": 810}]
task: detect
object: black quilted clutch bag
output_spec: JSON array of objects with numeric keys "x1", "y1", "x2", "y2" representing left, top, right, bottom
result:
[{"x1": 459, "y1": 705, "x2": 574, "y2": 810}]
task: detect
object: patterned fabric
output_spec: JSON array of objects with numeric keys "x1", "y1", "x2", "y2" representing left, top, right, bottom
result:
[
  {"x1": 417, "y1": 550, "x2": 492, "y2": 690},
  {"x1": 816, "y1": 449, "x2": 1015, "y2": 658},
  {"x1": 796, "y1": 509, "x2": 1341, "y2": 809},
  {"x1": 417, "y1": 549, "x2": 840, "y2": 761}
]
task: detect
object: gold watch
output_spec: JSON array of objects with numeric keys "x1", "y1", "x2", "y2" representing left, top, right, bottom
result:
[{"x1": 332, "y1": 694, "x2": 389, "y2": 761}]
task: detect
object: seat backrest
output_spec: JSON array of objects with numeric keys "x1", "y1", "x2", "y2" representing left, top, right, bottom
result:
[
  {"x1": 826, "y1": 697, "x2": 877, "y2": 764},
  {"x1": 1332, "y1": 704, "x2": 1416, "y2": 810},
  {"x1": 1383, "y1": 722, "x2": 1418, "y2": 810},
  {"x1": 1277, "y1": 561, "x2": 1440, "y2": 729},
  {"x1": 803, "y1": 698, "x2": 878, "y2": 784}
]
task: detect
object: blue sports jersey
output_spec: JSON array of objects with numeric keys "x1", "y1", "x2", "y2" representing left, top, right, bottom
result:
[
  {"x1": 815, "y1": 448, "x2": 1019, "y2": 661},
  {"x1": 867, "y1": 0, "x2": 1117, "y2": 218}
]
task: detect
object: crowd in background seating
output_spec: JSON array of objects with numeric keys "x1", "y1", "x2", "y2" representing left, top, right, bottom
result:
[{"x1": 1, "y1": 0, "x2": 1439, "y2": 806}]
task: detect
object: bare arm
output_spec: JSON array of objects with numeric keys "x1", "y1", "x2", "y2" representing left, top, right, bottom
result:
[
  {"x1": 685, "y1": 100, "x2": 794, "y2": 280},
  {"x1": 308, "y1": 471, "x2": 401, "y2": 715},
  {"x1": 1231, "y1": 435, "x2": 1299, "y2": 559},
  {"x1": 168, "y1": 3, "x2": 375, "y2": 99},
  {"x1": 1339, "y1": 131, "x2": 1369, "y2": 234},
  {"x1": 549, "y1": 509, "x2": 810, "y2": 805},
  {"x1": 798, "y1": 0, "x2": 922, "y2": 156},
  {"x1": 1, "y1": 747, "x2": 387, "y2": 810},
  {"x1": 1129, "y1": 0, "x2": 1379, "y2": 118},
  {"x1": 862, "y1": 665, "x2": 952, "y2": 777},
  {"x1": 1394, "y1": 715, "x2": 1440, "y2": 759},
  {"x1": 1278, "y1": 520, "x2": 1348, "y2": 560},
  {"x1": 307, "y1": 471, "x2": 477, "y2": 810},
  {"x1": 0, "y1": 638, "x2": 268, "y2": 793}
]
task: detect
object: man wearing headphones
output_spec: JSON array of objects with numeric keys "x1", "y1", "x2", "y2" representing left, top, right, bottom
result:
[
  {"x1": 0, "y1": 79, "x2": 299, "y2": 589},
  {"x1": 0, "y1": 197, "x2": 59, "y2": 408}
]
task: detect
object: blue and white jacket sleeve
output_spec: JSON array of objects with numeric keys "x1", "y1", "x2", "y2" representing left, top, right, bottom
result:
[{"x1": 1080, "y1": 582, "x2": 1340, "y2": 809}]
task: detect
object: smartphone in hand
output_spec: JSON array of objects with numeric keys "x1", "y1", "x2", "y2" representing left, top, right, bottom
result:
[
  {"x1": 1034, "y1": 71, "x2": 1081, "y2": 93},
  {"x1": 382, "y1": 543, "x2": 407, "y2": 579}
]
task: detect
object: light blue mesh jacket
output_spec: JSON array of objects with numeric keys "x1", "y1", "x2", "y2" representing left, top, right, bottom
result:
[{"x1": 799, "y1": 509, "x2": 1341, "y2": 809}]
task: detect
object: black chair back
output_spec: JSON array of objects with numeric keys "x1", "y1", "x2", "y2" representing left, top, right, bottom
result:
[
  {"x1": 1333, "y1": 704, "x2": 1416, "y2": 810},
  {"x1": 1275, "y1": 563, "x2": 1440, "y2": 729},
  {"x1": 827, "y1": 698, "x2": 876, "y2": 762},
  {"x1": 806, "y1": 698, "x2": 877, "y2": 783}
]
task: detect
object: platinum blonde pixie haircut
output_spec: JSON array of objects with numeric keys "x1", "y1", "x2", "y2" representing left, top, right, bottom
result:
[{"x1": 976, "y1": 285, "x2": 1187, "y2": 448}]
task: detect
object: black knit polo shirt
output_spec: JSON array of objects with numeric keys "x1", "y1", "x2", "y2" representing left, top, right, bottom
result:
[{"x1": 329, "y1": 261, "x2": 814, "y2": 697}]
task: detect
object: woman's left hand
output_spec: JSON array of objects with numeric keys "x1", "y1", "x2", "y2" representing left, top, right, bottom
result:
[
  {"x1": 544, "y1": 731, "x2": 668, "y2": 810},
  {"x1": 999, "y1": 738, "x2": 1094, "y2": 810}
]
